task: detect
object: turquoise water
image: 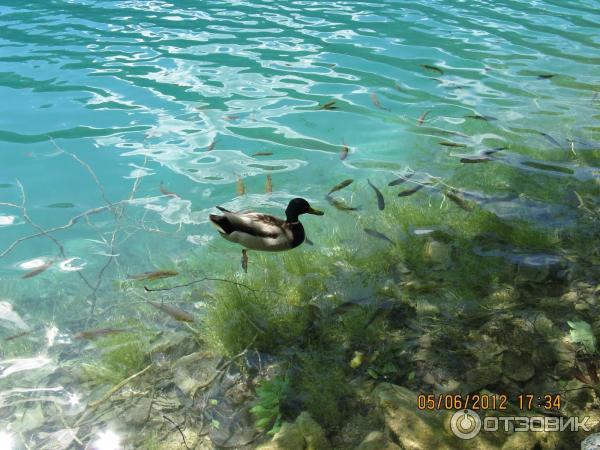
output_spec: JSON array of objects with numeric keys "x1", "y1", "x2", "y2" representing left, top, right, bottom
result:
[{"x1": 1, "y1": 0, "x2": 599, "y2": 448}]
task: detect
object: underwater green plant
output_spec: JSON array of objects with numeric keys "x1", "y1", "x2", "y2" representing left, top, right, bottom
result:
[
  {"x1": 80, "y1": 331, "x2": 151, "y2": 385},
  {"x1": 569, "y1": 320, "x2": 596, "y2": 353},
  {"x1": 250, "y1": 375, "x2": 290, "y2": 436},
  {"x1": 291, "y1": 351, "x2": 351, "y2": 431}
]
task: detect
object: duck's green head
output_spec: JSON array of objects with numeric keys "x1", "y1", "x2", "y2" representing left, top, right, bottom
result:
[{"x1": 286, "y1": 198, "x2": 324, "y2": 221}]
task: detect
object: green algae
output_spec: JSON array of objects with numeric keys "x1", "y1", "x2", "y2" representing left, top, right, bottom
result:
[{"x1": 80, "y1": 330, "x2": 151, "y2": 385}]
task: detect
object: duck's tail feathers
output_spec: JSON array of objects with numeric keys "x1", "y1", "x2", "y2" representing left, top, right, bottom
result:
[{"x1": 209, "y1": 214, "x2": 233, "y2": 234}]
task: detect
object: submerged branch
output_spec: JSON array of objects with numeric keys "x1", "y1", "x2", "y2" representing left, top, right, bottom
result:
[
  {"x1": 0, "y1": 204, "x2": 115, "y2": 258},
  {"x1": 162, "y1": 415, "x2": 191, "y2": 450},
  {"x1": 143, "y1": 277, "x2": 282, "y2": 296},
  {"x1": 49, "y1": 136, "x2": 114, "y2": 211},
  {"x1": 87, "y1": 155, "x2": 148, "y2": 324},
  {"x1": 14, "y1": 180, "x2": 96, "y2": 291},
  {"x1": 191, "y1": 336, "x2": 256, "y2": 399},
  {"x1": 74, "y1": 363, "x2": 153, "y2": 427}
]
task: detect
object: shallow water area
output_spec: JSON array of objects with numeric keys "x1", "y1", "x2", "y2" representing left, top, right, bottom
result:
[{"x1": 1, "y1": 0, "x2": 599, "y2": 449}]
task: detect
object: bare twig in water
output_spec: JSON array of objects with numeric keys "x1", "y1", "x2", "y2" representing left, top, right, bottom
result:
[
  {"x1": 16, "y1": 180, "x2": 65, "y2": 255},
  {"x1": 86, "y1": 155, "x2": 148, "y2": 326},
  {"x1": 0, "y1": 204, "x2": 116, "y2": 258},
  {"x1": 163, "y1": 415, "x2": 191, "y2": 450},
  {"x1": 18, "y1": 432, "x2": 33, "y2": 450},
  {"x1": 14, "y1": 180, "x2": 96, "y2": 291},
  {"x1": 191, "y1": 336, "x2": 257, "y2": 399},
  {"x1": 49, "y1": 136, "x2": 114, "y2": 210},
  {"x1": 74, "y1": 363, "x2": 153, "y2": 427},
  {"x1": 143, "y1": 277, "x2": 282, "y2": 296},
  {"x1": 52, "y1": 403, "x2": 84, "y2": 446}
]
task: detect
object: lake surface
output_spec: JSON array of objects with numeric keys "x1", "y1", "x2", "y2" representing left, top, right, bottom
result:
[{"x1": 1, "y1": 1, "x2": 599, "y2": 449}]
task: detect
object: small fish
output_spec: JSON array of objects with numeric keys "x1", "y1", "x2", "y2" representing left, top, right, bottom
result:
[
  {"x1": 47, "y1": 203, "x2": 75, "y2": 208},
  {"x1": 159, "y1": 182, "x2": 179, "y2": 198},
  {"x1": 483, "y1": 147, "x2": 507, "y2": 156},
  {"x1": 397, "y1": 185, "x2": 424, "y2": 197},
  {"x1": 460, "y1": 156, "x2": 491, "y2": 164},
  {"x1": 340, "y1": 144, "x2": 349, "y2": 160},
  {"x1": 332, "y1": 301, "x2": 364, "y2": 316},
  {"x1": 252, "y1": 152, "x2": 273, "y2": 157},
  {"x1": 327, "y1": 179, "x2": 353, "y2": 195},
  {"x1": 521, "y1": 161, "x2": 574, "y2": 174},
  {"x1": 305, "y1": 237, "x2": 314, "y2": 246},
  {"x1": 465, "y1": 114, "x2": 497, "y2": 121},
  {"x1": 318, "y1": 100, "x2": 337, "y2": 110},
  {"x1": 421, "y1": 64, "x2": 444, "y2": 75},
  {"x1": 22, "y1": 260, "x2": 53, "y2": 279},
  {"x1": 0, "y1": 183, "x2": 12, "y2": 188},
  {"x1": 265, "y1": 174, "x2": 272, "y2": 194},
  {"x1": 327, "y1": 196, "x2": 360, "y2": 211},
  {"x1": 236, "y1": 175, "x2": 246, "y2": 196},
  {"x1": 439, "y1": 141, "x2": 467, "y2": 148},
  {"x1": 74, "y1": 328, "x2": 127, "y2": 340},
  {"x1": 388, "y1": 172, "x2": 415, "y2": 186},
  {"x1": 417, "y1": 110, "x2": 430, "y2": 126},
  {"x1": 207, "y1": 138, "x2": 217, "y2": 151},
  {"x1": 4, "y1": 330, "x2": 33, "y2": 341},
  {"x1": 148, "y1": 301, "x2": 195, "y2": 323},
  {"x1": 241, "y1": 249, "x2": 248, "y2": 273},
  {"x1": 128, "y1": 270, "x2": 179, "y2": 281},
  {"x1": 223, "y1": 114, "x2": 240, "y2": 121},
  {"x1": 370, "y1": 92, "x2": 388, "y2": 111},
  {"x1": 364, "y1": 228, "x2": 394, "y2": 244},
  {"x1": 537, "y1": 74, "x2": 556, "y2": 79},
  {"x1": 367, "y1": 179, "x2": 385, "y2": 211},
  {"x1": 538, "y1": 132, "x2": 564, "y2": 149},
  {"x1": 444, "y1": 190, "x2": 473, "y2": 211}
]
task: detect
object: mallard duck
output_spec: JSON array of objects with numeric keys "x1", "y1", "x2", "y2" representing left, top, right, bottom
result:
[{"x1": 209, "y1": 198, "x2": 324, "y2": 252}]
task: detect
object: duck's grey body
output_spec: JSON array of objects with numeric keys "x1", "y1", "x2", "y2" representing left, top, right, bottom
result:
[
  {"x1": 209, "y1": 198, "x2": 322, "y2": 252},
  {"x1": 210, "y1": 209, "x2": 304, "y2": 251}
]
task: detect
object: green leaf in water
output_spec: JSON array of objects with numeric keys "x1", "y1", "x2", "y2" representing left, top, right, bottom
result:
[
  {"x1": 367, "y1": 368, "x2": 379, "y2": 379},
  {"x1": 568, "y1": 320, "x2": 596, "y2": 353}
]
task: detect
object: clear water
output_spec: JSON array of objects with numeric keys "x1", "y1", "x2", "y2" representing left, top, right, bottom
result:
[{"x1": 0, "y1": 0, "x2": 599, "y2": 448}]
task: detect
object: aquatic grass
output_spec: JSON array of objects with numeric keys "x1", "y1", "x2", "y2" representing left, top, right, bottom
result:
[
  {"x1": 251, "y1": 375, "x2": 289, "y2": 436},
  {"x1": 0, "y1": 336, "x2": 37, "y2": 359},
  {"x1": 292, "y1": 350, "x2": 350, "y2": 431},
  {"x1": 80, "y1": 331, "x2": 151, "y2": 385},
  {"x1": 201, "y1": 270, "x2": 314, "y2": 355}
]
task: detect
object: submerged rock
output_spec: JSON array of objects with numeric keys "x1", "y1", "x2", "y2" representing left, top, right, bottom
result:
[
  {"x1": 502, "y1": 351, "x2": 535, "y2": 382},
  {"x1": 464, "y1": 365, "x2": 502, "y2": 392},
  {"x1": 500, "y1": 430, "x2": 560, "y2": 450},
  {"x1": 372, "y1": 383, "x2": 493, "y2": 450},
  {"x1": 259, "y1": 421, "x2": 304, "y2": 450},
  {"x1": 172, "y1": 351, "x2": 221, "y2": 399},
  {"x1": 355, "y1": 431, "x2": 401, "y2": 450},
  {"x1": 257, "y1": 412, "x2": 331, "y2": 450}
]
